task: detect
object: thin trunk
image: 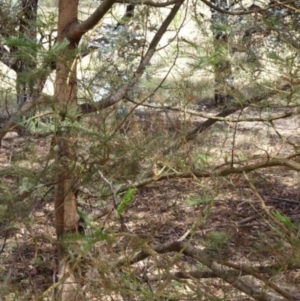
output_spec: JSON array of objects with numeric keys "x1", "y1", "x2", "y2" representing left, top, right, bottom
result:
[
  {"x1": 211, "y1": 0, "x2": 233, "y2": 105},
  {"x1": 54, "y1": 1, "x2": 82, "y2": 300},
  {"x1": 54, "y1": 0, "x2": 80, "y2": 239},
  {"x1": 13, "y1": 0, "x2": 38, "y2": 134},
  {"x1": 17, "y1": 0, "x2": 38, "y2": 106}
]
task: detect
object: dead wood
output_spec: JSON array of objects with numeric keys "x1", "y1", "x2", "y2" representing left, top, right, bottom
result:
[{"x1": 117, "y1": 240, "x2": 297, "y2": 301}]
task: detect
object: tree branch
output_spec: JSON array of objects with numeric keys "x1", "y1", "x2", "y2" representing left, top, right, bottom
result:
[
  {"x1": 79, "y1": 0, "x2": 185, "y2": 114},
  {"x1": 115, "y1": 0, "x2": 182, "y2": 7},
  {"x1": 164, "y1": 82, "x2": 292, "y2": 154},
  {"x1": 200, "y1": 0, "x2": 266, "y2": 16},
  {"x1": 112, "y1": 155, "x2": 300, "y2": 194},
  {"x1": 186, "y1": 86, "x2": 291, "y2": 142},
  {"x1": 67, "y1": 0, "x2": 117, "y2": 40},
  {"x1": 128, "y1": 98, "x2": 299, "y2": 123}
]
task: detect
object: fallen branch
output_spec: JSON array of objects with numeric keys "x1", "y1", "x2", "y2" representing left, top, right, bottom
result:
[
  {"x1": 223, "y1": 260, "x2": 297, "y2": 301},
  {"x1": 117, "y1": 240, "x2": 292, "y2": 301},
  {"x1": 146, "y1": 262, "x2": 299, "y2": 281}
]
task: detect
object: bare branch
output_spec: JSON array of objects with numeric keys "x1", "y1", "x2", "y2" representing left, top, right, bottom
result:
[
  {"x1": 201, "y1": 0, "x2": 300, "y2": 17},
  {"x1": 163, "y1": 82, "x2": 292, "y2": 154},
  {"x1": 224, "y1": 260, "x2": 298, "y2": 301},
  {"x1": 111, "y1": 154, "x2": 300, "y2": 194},
  {"x1": 200, "y1": 0, "x2": 264, "y2": 15},
  {"x1": 128, "y1": 99, "x2": 299, "y2": 123},
  {"x1": 200, "y1": 0, "x2": 278, "y2": 16},
  {"x1": 185, "y1": 84, "x2": 291, "y2": 142},
  {"x1": 79, "y1": 0, "x2": 185, "y2": 114},
  {"x1": 115, "y1": 0, "x2": 182, "y2": 7}
]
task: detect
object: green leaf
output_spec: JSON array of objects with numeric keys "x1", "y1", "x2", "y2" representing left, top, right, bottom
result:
[
  {"x1": 207, "y1": 231, "x2": 231, "y2": 248},
  {"x1": 272, "y1": 210, "x2": 296, "y2": 231},
  {"x1": 77, "y1": 209, "x2": 92, "y2": 226},
  {"x1": 5, "y1": 36, "x2": 40, "y2": 51},
  {"x1": 197, "y1": 153, "x2": 211, "y2": 164},
  {"x1": 117, "y1": 188, "x2": 136, "y2": 216},
  {"x1": 187, "y1": 193, "x2": 215, "y2": 206},
  {"x1": 19, "y1": 177, "x2": 31, "y2": 194}
]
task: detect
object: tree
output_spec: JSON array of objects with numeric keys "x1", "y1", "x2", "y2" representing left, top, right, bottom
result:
[{"x1": 45, "y1": 0, "x2": 185, "y2": 299}]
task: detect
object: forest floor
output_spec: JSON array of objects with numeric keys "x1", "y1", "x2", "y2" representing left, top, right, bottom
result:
[{"x1": 1, "y1": 101, "x2": 300, "y2": 300}]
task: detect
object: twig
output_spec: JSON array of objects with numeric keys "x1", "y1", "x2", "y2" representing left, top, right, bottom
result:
[
  {"x1": 270, "y1": 197, "x2": 300, "y2": 205},
  {"x1": 238, "y1": 215, "x2": 259, "y2": 225},
  {"x1": 231, "y1": 108, "x2": 244, "y2": 167},
  {"x1": 97, "y1": 170, "x2": 126, "y2": 230},
  {"x1": 98, "y1": 170, "x2": 118, "y2": 209},
  {"x1": 177, "y1": 229, "x2": 191, "y2": 241}
]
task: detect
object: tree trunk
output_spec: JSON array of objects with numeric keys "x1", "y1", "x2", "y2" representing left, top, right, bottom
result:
[
  {"x1": 211, "y1": 0, "x2": 233, "y2": 106},
  {"x1": 15, "y1": 0, "x2": 38, "y2": 135},
  {"x1": 54, "y1": 1, "x2": 82, "y2": 300}
]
